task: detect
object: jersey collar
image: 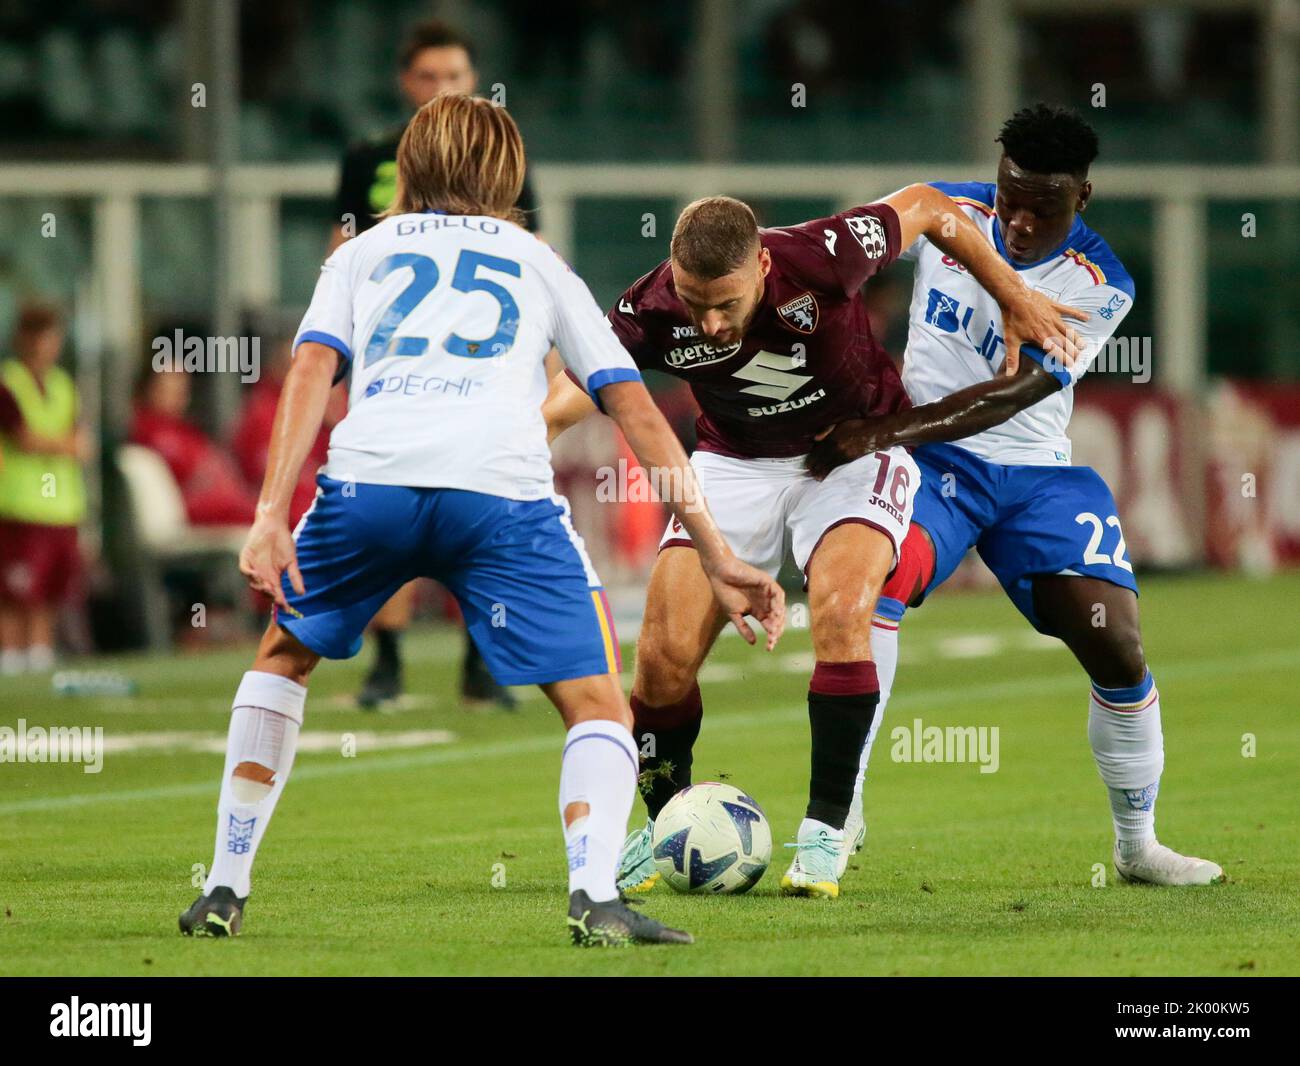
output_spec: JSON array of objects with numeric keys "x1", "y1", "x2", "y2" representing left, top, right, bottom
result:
[{"x1": 989, "y1": 210, "x2": 1085, "y2": 271}]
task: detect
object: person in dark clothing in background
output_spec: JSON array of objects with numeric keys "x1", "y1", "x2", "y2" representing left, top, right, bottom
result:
[{"x1": 329, "y1": 20, "x2": 539, "y2": 252}]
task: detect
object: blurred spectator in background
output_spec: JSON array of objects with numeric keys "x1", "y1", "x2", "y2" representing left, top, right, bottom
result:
[
  {"x1": 0, "y1": 303, "x2": 87, "y2": 674},
  {"x1": 232, "y1": 336, "x2": 346, "y2": 528},
  {"x1": 129, "y1": 366, "x2": 257, "y2": 527},
  {"x1": 328, "y1": 17, "x2": 532, "y2": 710}
]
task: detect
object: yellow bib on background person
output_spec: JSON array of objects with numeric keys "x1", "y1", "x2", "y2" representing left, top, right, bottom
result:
[{"x1": 0, "y1": 358, "x2": 86, "y2": 527}]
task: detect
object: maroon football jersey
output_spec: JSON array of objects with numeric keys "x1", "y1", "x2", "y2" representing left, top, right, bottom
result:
[{"x1": 603, "y1": 203, "x2": 911, "y2": 459}]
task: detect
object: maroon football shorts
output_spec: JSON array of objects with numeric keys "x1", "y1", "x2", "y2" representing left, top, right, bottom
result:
[{"x1": 0, "y1": 520, "x2": 80, "y2": 607}]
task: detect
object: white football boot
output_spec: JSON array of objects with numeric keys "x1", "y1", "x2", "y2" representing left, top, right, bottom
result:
[
  {"x1": 616, "y1": 818, "x2": 659, "y2": 894},
  {"x1": 836, "y1": 794, "x2": 867, "y2": 878},
  {"x1": 1113, "y1": 840, "x2": 1225, "y2": 886},
  {"x1": 780, "y1": 820, "x2": 843, "y2": 899}
]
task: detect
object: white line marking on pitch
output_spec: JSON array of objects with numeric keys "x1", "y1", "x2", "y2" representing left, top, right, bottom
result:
[
  {"x1": 92, "y1": 729, "x2": 456, "y2": 756},
  {"x1": 2, "y1": 646, "x2": 1296, "y2": 817}
]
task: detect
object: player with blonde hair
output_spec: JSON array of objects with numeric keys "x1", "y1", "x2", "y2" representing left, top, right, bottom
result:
[{"x1": 180, "y1": 94, "x2": 784, "y2": 946}]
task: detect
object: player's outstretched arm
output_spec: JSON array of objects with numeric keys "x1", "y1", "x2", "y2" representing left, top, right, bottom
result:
[
  {"x1": 882, "y1": 183, "x2": 1089, "y2": 374},
  {"x1": 598, "y1": 379, "x2": 785, "y2": 650},
  {"x1": 806, "y1": 357, "x2": 1060, "y2": 480},
  {"x1": 542, "y1": 369, "x2": 598, "y2": 444},
  {"x1": 238, "y1": 341, "x2": 339, "y2": 608}
]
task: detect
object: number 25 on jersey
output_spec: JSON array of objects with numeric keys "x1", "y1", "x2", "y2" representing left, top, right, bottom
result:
[{"x1": 363, "y1": 250, "x2": 521, "y2": 366}]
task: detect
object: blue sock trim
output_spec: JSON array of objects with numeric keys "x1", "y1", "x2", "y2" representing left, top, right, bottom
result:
[
  {"x1": 1091, "y1": 669, "x2": 1154, "y2": 705},
  {"x1": 562, "y1": 732, "x2": 639, "y2": 775},
  {"x1": 874, "y1": 596, "x2": 907, "y2": 622}
]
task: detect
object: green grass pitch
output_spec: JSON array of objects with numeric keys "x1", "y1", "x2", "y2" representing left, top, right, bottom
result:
[{"x1": 2, "y1": 570, "x2": 1298, "y2": 976}]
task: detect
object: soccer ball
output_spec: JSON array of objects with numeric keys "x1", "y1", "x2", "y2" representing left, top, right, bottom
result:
[{"x1": 651, "y1": 782, "x2": 772, "y2": 894}]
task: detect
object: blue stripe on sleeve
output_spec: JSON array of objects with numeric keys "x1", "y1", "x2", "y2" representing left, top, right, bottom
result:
[
  {"x1": 1019, "y1": 344, "x2": 1072, "y2": 389},
  {"x1": 927, "y1": 180, "x2": 996, "y2": 207},
  {"x1": 586, "y1": 367, "x2": 643, "y2": 412},
  {"x1": 296, "y1": 330, "x2": 353, "y2": 384}
]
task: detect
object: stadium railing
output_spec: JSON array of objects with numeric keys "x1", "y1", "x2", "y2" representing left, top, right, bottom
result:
[
  {"x1": 2, "y1": 161, "x2": 1299, "y2": 575},
  {"x1": 4, "y1": 161, "x2": 1298, "y2": 398}
]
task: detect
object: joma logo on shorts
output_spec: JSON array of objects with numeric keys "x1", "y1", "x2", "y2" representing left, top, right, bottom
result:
[{"x1": 870, "y1": 494, "x2": 904, "y2": 522}]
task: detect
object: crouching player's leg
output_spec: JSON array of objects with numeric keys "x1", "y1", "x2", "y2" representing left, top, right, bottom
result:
[
  {"x1": 781, "y1": 446, "x2": 920, "y2": 898},
  {"x1": 544, "y1": 673, "x2": 691, "y2": 945},
  {"x1": 179, "y1": 624, "x2": 316, "y2": 936},
  {"x1": 838, "y1": 522, "x2": 938, "y2": 871},
  {"x1": 446, "y1": 492, "x2": 694, "y2": 945},
  {"x1": 1030, "y1": 574, "x2": 1223, "y2": 886},
  {"x1": 982, "y1": 464, "x2": 1223, "y2": 886},
  {"x1": 180, "y1": 475, "x2": 414, "y2": 937},
  {"x1": 614, "y1": 450, "x2": 785, "y2": 895},
  {"x1": 840, "y1": 444, "x2": 988, "y2": 876},
  {"x1": 615, "y1": 544, "x2": 728, "y2": 894}
]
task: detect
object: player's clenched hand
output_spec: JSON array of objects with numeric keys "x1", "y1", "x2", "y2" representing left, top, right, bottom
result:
[
  {"x1": 1001, "y1": 288, "x2": 1089, "y2": 376},
  {"x1": 806, "y1": 418, "x2": 885, "y2": 481},
  {"x1": 703, "y1": 555, "x2": 785, "y2": 651},
  {"x1": 239, "y1": 514, "x2": 304, "y2": 611}
]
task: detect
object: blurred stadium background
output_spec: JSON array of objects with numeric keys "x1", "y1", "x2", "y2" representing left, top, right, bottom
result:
[{"x1": 1, "y1": 0, "x2": 1298, "y2": 659}]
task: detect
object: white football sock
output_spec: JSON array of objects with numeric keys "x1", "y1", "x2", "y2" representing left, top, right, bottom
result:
[
  {"x1": 558, "y1": 719, "x2": 638, "y2": 903},
  {"x1": 1088, "y1": 671, "x2": 1164, "y2": 858},
  {"x1": 204, "y1": 671, "x2": 306, "y2": 898},
  {"x1": 0, "y1": 648, "x2": 25, "y2": 676},
  {"x1": 852, "y1": 609, "x2": 902, "y2": 803}
]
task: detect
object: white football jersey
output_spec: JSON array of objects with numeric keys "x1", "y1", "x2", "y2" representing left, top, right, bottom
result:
[
  {"x1": 901, "y1": 181, "x2": 1135, "y2": 465},
  {"x1": 294, "y1": 212, "x2": 641, "y2": 499}
]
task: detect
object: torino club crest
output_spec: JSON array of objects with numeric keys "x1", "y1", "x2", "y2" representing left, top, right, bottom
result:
[{"x1": 777, "y1": 292, "x2": 819, "y2": 333}]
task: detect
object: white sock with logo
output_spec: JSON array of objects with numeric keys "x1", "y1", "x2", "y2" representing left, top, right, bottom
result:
[
  {"x1": 1088, "y1": 671, "x2": 1164, "y2": 860},
  {"x1": 204, "y1": 671, "x2": 306, "y2": 898},
  {"x1": 558, "y1": 719, "x2": 638, "y2": 903}
]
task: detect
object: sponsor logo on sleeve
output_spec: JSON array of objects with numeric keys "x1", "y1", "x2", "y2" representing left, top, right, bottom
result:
[
  {"x1": 776, "y1": 292, "x2": 819, "y2": 333},
  {"x1": 845, "y1": 214, "x2": 888, "y2": 259}
]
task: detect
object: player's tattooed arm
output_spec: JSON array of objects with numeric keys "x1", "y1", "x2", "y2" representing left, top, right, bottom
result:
[
  {"x1": 239, "y1": 341, "x2": 339, "y2": 607},
  {"x1": 882, "y1": 184, "x2": 1088, "y2": 374},
  {"x1": 542, "y1": 369, "x2": 597, "y2": 444},
  {"x1": 805, "y1": 358, "x2": 1060, "y2": 480},
  {"x1": 598, "y1": 379, "x2": 785, "y2": 650}
]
